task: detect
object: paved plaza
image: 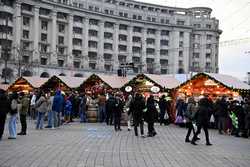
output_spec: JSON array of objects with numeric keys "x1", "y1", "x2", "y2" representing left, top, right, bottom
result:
[{"x1": 0, "y1": 120, "x2": 250, "y2": 167}]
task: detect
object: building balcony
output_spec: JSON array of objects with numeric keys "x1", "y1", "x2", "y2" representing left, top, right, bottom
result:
[
  {"x1": 146, "y1": 44, "x2": 155, "y2": 48},
  {"x1": 57, "y1": 18, "x2": 68, "y2": 23},
  {"x1": 119, "y1": 30, "x2": 128, "y2": 35},
  {"x1": 40, "y1": 52, "x2": 51, "y2": 58},
  {"x1": 89, "y1": 25, "x2": 99, "y2": 31},
  {"x1": 21, "y1": 10, "x2": 33, "y2": 16},
  {"x1": 89, "y1": 47, "x2": 98, "y2": 52},
  {"x1": 0, "y1": 20, "x2": 13, "y2": 27},
  {"x1": 160, "y1": 35, "x2": 170, "y2": 40},
  {"x1": 22, "y1": 38, "x2": 33, "y2": 42},
  {"x1": 73, "y1": 45, "x2": 82, "y2": 50},
  {"x1": 89, "y1": 36, "x2": 98, "y2": 41},
  {"x1": 160, "y1": 45, "x2": 169, "y2": 50},
  {"x1": 57, "y1": 53, "x2": 67, "y2": 59},
  {"x1": 104, "y1": 49, "x2": 113, "y2": 54},
  {"x1": 57, "y1": 44, "x2": 67, "y2": 48},
  {"x1": 119, "y1": 40, "x2": 127, "y2": 45},
  {"x1": 146, "y1": 54, "x2": 155, "y2": 59},
  {"x1": 147, "y1": 34, "x2": 155, "y2": 38},
  {"x1": 0, "y1": 5, "x2": 14, "y2": 14},
  {"x1": 39, "y1": 15, "x2": 51, "y2": 20},
  {"x1": 161, "y1": 64, "x2": 168, "y2": 69},
  {"x1": 119, "y1": 50, "x2": 127, "y2": 54},
  {"x1": 0, "y1": 33, "x2": 13, "y2": 40},
  {"x1": 206, "y1": 48, "x2": 212, "y2": 53},
  {"x1": 73, "y1": 33, "x2": 82, "y2": 39},
  {"x1": 133, "y1": 42, "x2": 141, "y2": 47},
  {"x1": 104, "y1": 28, "x2": 114, "y2": 33},
  {"x1": 104, "y1": 38, "x2": 113, "y2": 43},
  {"x1": 104, "y1": 59, "x2": 113, "y2": 64},
  {"x1": 89, "y1": 59, "x2": 97, "y2": 63},
  {"x1": 133, "y1": 32, "x2": 142, "y2": 36},
  {"x1": 132, "y1": 52, "x2": 141, "y2": 57},
  {"x1": 73, "y1": 22, "x2": 83, "y2": 28}
]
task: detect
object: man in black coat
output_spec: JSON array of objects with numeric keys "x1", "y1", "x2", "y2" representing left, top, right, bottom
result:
[
  {"x1": 114, "y1": 94, "x2": 124, "y2": 131},
  {"x1": 106, "y1": 94, "x2": 116, "y2": 125},
  {"x1": 146, "y1": 95, "x2": 158, "y2": 137},
  {"x1": 0, "y1": 89, "x2": 10, "y2": 140},
  {"x1": 191, "y1": 95, "x2": 213, "y2": 146},
  {"x1": 131, "y1": 93, "x2": 146, "y2": 137},
  {"x1": 216, "y1": 96, "x2": 229, "y2": 134}
]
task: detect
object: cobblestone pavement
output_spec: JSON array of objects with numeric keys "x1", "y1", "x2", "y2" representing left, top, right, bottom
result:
[{"x1": 0, "y1": 120, "x2": 250, "y2": 167}]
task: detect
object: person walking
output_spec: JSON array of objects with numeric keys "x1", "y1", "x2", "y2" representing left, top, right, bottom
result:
[
  {"x1": 146, "y1": 95, "x2": 158, "y2": 137},
  {"x1": 0, "y1": 89, "x2": 10, "y2": 141},
  {"x1": 8, "y1": 92, "x2": 18, "y2": 139},
  {"x1": 18, "y1": 92, "x2": 29, "y2": 135},
  {"x1": 30, "y1": 91, "x2": 37, "y2": 120},
  {"x1": 243, "y1": 99, "x2": 250, "y2": 138},
  {"x1": 184, "y1": 97, "x2": 197, "y2": 142},
  {"x1": 114, "y1": 94, "x2": 124, "y2": 131},
  {"x1": 52, "y1": 90, "x2": 64, "y2": 127},
  {"x1": 191, "y1": 95, "x2": 213, "y2": 146},
  {"x1": 159, "y1": 95, "x2": 168, "y2": 125},
  {"x1": 35, "y1": 91, "x2": 48, "y2": 130},
  {"x1": 131, "y1": 93, "x2": 146, "y2": 137},
  {"x1": 79, "y1": 93, "x2": 87, "y2": 123}
]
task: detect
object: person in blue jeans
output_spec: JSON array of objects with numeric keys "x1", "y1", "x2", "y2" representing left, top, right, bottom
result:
[
  {"x1": 79, "y1": 94, "x2": 88, "y2": 123},
  {"x1": 8, "y1": 92, "x2": 18, "y2": 139},
  {"x1": 46, "y1": 92, "x2": 55, "y2": 129},
  {"x1": 64, "y1": 96, "x2": 72, "y2": 123},
  {"x1": 52, "y1": 90, "x2": 64, "y2": 127},
  {"x1": 35, "y1": 92, "x2": 48, "y2": 129}
]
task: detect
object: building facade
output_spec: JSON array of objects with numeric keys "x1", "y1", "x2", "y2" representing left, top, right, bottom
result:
[{"x1": 0, "y1": 0, "x2": 222, "y2": 80}]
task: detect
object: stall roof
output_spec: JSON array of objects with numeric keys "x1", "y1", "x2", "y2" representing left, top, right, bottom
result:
[
  {"x1": 22, "y1": 77, "x2": 48, "y2": 88},
  {"x1": 205, "y1": 73, "x2": 250, "y2": 90},
  {"x1": 93, "y1": 74, "x2": 133, "y2": 89},
  {"x1": 56, "y1": 76, "x2": 87, "y2": 88},
  {"x1": 144, "y1": 74, "x2": 181, "y2": 89},
  {"x1": 177, "y1": 73, "x2": 250, "y2": 90}
]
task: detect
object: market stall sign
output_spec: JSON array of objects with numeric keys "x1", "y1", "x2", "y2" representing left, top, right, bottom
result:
[
  {"x1": 151, "y1": 86, "x2": 160, "y2": 93},
  {"x1": 125, "y1": 86, "x2": 132, "y2": 92},
  {"x1": 204, "y1": 79, "x2": 218, "y2": 86}
]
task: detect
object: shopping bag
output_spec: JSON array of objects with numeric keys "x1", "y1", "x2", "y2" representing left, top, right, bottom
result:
[
  {"x1": 175, "y1": 115, "x2": 183, "y2": 124},
  {"x1": 164, "y1": 112, "x2": 169, "y2": 120}
]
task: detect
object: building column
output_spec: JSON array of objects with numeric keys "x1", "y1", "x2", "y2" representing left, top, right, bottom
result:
[
  {"x1": 98, "y1": 21, "x2": 104, "y2": 71},
  {"x1": 183, "y1": 31, "x2": 190, "y2": 73},
  {"x1": 67, "y1": 13, "x2": 73, "y2": 68},
  {"x1": 141, "y1": 28, "x2": 147, "y2": 73},
  {"x1": 170, "y1": 30, "x2": 179, "y2": 74},
  {"x1": 13, "y1": 2, "x2": 21, "y2": 60},
  {"x1": 155, "y1": 30, "x2": 161, "y2": 74},
  {"x1": 83, "y1": 17, "x2": 89, "y2": 69},
  {"x1": 113, "y1": 23, "x2": 119, "y2": 71},
  {"x1": 51, "y1": 11, "x2": 57, "y2": 65},
  {"x1": 127, "y1": 25, "x2": 133, "y2": 64},
  {"x1": 33, "y1": 6, "x2": 40, "y2": 62}
]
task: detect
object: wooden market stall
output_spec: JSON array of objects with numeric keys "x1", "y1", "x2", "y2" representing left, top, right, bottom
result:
[
  {"x1": 176, "y1": 73, "x2": 250, "y2": 100},
  {"x1": 39, "y1": 75, "x2": 86, "y2": 92},
  {"x1": 7, "y1": 77, "x2": 48, "y2": 93},
  {"x1": 79, "y1": 73, "x2": 130, "y2": 122}
]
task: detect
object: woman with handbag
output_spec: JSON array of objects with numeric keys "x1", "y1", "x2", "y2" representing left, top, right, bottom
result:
[
  {"x1": 35, "y1": 91, "x2": 48, "y2": 129},
  {"x1": 8, "y1": 92, "x2": 18, "y2": 139}
]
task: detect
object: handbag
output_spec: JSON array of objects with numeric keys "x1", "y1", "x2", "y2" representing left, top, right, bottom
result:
[
  {"x1": 164, "y1": 112, "x2": 169, "y2": 120},
  {"x1": 175, "y1": 115, "x2": 183, "y2": 124}
]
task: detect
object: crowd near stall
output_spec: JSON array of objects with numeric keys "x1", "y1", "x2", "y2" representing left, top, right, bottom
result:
[{"x1": 0, "y1": 73, "x2": 250, "y2": 143}]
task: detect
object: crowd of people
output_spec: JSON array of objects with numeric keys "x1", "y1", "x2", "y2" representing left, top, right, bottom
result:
[
  {"x1": 176, "y1": 95, "x2": 250, "y2": 146},
  {"x1": 1, "y1": 87, "x2": 250, "y2": 145}
]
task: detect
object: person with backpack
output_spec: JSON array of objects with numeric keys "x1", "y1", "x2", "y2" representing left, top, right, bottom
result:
[
  {"x1": 184, "y1": 97, "x2": 197, "y2": 142},
  {"x1": 8, "y1": 92, "x2": 18, "y2": 139},
  {"x1": 0, "y1": 89, "x2": 10, "y2": 140}
]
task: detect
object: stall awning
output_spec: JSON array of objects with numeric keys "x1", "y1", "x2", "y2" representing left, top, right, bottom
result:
[
  {"x1": 56, "y1": 76, "x2": 87, "y2": 89},
  {"x1": 95, "y1": 74, "x2": 133, "y2": 89},
  {"x1": 144, "y1": 74, "x2": 181, "y2": 89}
]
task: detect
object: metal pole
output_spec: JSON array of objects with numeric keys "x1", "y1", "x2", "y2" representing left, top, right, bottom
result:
[{"x1": 4, "y1": 16, "x2": 9, "y2": 84}]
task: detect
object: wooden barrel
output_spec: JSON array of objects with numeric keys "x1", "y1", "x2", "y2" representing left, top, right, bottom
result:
[
  {"x1": 120, "y1": 112, "x2": 128, "y2": 126},
  {"x1": 87, "y1": 103, "x2": 98, "y2": 123}
]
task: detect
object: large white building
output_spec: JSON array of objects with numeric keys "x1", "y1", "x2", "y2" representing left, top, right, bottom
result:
[{"x1": 0, "y1": 0, "x2": 222, "y2": 79}]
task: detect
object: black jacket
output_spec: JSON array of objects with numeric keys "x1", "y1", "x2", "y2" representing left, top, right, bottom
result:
[
  {"x1": 131, "y1": 95, "x2": 145, "y2": 121},
  {"x1": 196, "y1": 97, "x2": 213, "y2": 125},
  {"x1": 106, "y1": 96, "x2": 117, "y2": 113},
  {"x1": 0, "y1": 90, "x2": 11, "y2": 116},
  {"x1": 146, "y1": 97, "x2": 158, "y2": 123}
]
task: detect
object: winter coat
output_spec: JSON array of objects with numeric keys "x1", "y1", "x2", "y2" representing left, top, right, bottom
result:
[
  {"x1": 114, "y1": 97, "x2": 124, "y2": 117},
  {"x1": 35, "y1": 96, "x2": 48, "y2": 113},
  {"x1": 64, "y1": 99, "x2": 72, "y2": 115},
  {"x1": 146, "y1": 97, "x2": 158, "y2": 123},
  {"x1": 131, "y1": 95, "x2": 146, "y2": 122},
  {"x1": 176, "y1": 99, "x2": 185, "y2": 116},
  {"x1": 159, "y1": 97, "x2": 168, "y2": 113},
  {"x1": 196, "y1": 97, "x2": 213, "y2": 125},
  {"x1": 52, "y1": 90, "x2": 64, "y2": 113},
  {"x1": 106, "y1": 96, "x2": 117, "y2": 113},
  {"x1": 216, "y1": 98, "x2": 228, "y2": 118},
  {"x1": 0, "y1": 90, "x2": 10, "y2": 116},
  {"x1": 19, "y1": 96, "x2": 30, "y2": 115},
  {"x1": 244, "y1": 104, "x2": 250, "y2": 129},
  {"x1": 47, "y1": 96, "x2": 54, "y2": 112},
  {"x1": 79, "y1": 95, "x2": 87, "y2": 112}
]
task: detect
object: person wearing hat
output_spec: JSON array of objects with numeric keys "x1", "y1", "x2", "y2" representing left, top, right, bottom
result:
[
  {"x1": 0, "y1": 89, "x2": 10, "y2": 140},
  {"x1": 18, "y1": 92, "x2": 30, "y2": 135}
]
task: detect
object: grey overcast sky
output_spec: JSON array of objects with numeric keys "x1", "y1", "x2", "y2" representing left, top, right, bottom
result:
[{"x1": 137, "y1": 0, "x2": 250, "y2": 80}]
